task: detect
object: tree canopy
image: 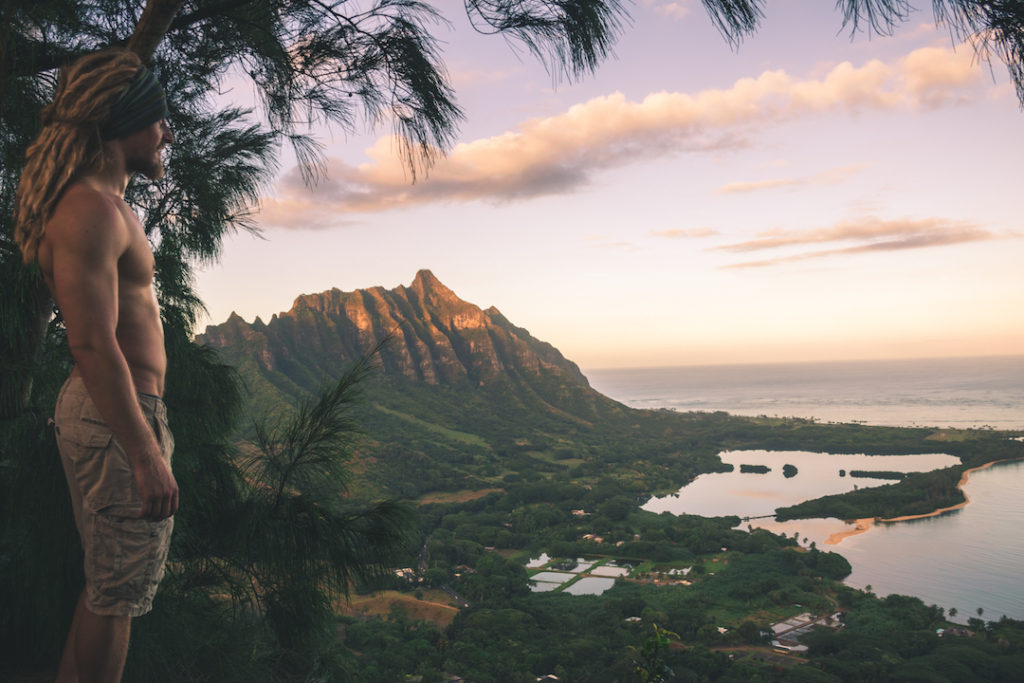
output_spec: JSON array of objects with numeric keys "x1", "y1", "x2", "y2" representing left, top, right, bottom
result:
[{"x1": 1, "y1": 0, "x2": 1024, "y2": 679}]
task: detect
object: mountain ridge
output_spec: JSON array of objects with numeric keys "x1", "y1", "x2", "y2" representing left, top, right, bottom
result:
[
  {"x1": 194, "y1": 270, "x2": 978, "y2": 503},
  {"x1": 199, "y1": 269, "x2": 591, "y2": 393},
  {"x1": 194, "y1": 270, "x2": 744, "y2": 498}
]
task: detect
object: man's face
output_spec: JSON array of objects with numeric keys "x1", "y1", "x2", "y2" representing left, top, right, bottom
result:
[{"x1": 123, "y1": 119, "x2": 173, "y2": 180}]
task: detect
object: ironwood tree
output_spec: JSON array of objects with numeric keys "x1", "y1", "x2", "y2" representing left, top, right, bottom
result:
[{"x1": 1, "y1": 0, "x2": 1022, "y2": 679}]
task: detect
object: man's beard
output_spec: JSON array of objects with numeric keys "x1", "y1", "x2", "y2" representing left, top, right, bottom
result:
[{"x1": 128, "y1": 151, "x2": 165, "y2": 180}]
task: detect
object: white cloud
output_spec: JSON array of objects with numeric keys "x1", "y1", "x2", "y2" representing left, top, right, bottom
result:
[
  {"x1": 657, "y1": 2, "x2": 691, "y2": 20},
  {"x1": 716, "y1": 164, "x2": 868, "y2": 194},
  {"x1": 650, "y1": 227, "x2": 719, "y2": 238},
  {"x1": 900, "y1": 45, "x2": 980, "y2": 106},
  {"x1": 717, "y1": 216, "x2": 1006, "y2": 268},
  {"x1": 449, "y1": 65, "x2": 518, "y2": 88},
  {"x1": 639, "y1": 0, "x2": 692, "y2": 21},
  {"x1": 716, "y1": 178, "x2": 801, "y2": 194},
  {"x1": 258, "y1": 46, "x2": 985, "y2": 228}
]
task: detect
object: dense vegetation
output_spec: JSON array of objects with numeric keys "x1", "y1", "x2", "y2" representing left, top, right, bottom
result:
[
  {"x1": 0, "y1": 1, "x2": 635, "y2": 678},
  {"x1": 777, "y1": 458, "x2": 1009, "y2": 522},
  {"x1": 214, "y1": 306, "x2": 1024, "y2": 679},
  {"x1": 848, "y1": 470, "x2": 907, "y2": 480},
  {"x1": 4, "y1": 1, "x2": 1024, "y2": 680},
  {"x1": 352, "y1": 374, "x2": 1024, "y2": 524},
  {"x1": 333, "y1": 484, "x2": 1024, "y2": 681},
  {"x1": 224, "y1": 336, "x2": 1024, "y2": 519}
]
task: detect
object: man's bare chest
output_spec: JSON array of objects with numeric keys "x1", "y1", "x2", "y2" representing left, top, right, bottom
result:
[{"x1": 117, "y1": 215, "x2": 156, "y2": 289}]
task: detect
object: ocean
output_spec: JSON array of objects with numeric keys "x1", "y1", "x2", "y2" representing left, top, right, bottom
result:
[
  {"x1": 585, "y1": 355, "x2": 1024, "y2": 622},
  {"x1": 586, "y1": 355, "x2": 1024, "y2": 431}
]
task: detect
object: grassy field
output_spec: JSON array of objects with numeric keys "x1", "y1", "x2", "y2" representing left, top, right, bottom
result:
[
  {"x1": 924, "y1": 430, "x2": 975, "y2": 442},
  {"x1": 338, "y1": 589, "x2": 460, "y2": 629},
  {"x1": 415, "y1": 488, "x2": 504, "y2": 504},
  {"x1": 371, "y1": 403, "x2": 491, "y2": 447}
]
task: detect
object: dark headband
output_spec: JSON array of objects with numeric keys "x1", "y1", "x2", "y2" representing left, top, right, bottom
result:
[{"x1": 99, "y1": 65, "x2": 169, "y2": 140}]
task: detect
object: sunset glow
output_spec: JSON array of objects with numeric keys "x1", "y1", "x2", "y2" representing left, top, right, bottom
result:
[{"x1": 195, "y1": 0, "x2": 1023, "y2": 369}]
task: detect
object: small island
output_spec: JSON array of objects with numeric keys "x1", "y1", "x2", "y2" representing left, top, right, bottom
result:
[{"x1": 849, "y1": 470, "x2": 906, "y2": 480}]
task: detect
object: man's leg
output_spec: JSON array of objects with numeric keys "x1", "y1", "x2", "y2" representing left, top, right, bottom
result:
[
  {"x1": 56, "y1": 589, "x2": 132, "y2": 683},
  {"x1": 55, "y1": 590, "x2": 85, "y2": 682}
]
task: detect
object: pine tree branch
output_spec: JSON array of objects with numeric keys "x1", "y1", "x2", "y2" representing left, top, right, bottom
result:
[
  {"x1": 168, "y1": 0, "x2": 263, "y2": 32},
  {"x1": 127, "y1": 0, "x2": 189, "y2": 63}
]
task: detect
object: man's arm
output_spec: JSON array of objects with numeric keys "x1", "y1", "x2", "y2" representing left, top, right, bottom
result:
[{"x1": 47, "y1": 188, "x2": 177, "y2": 520}]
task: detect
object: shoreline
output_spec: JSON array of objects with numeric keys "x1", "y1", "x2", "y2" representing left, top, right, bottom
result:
[{"x1": 824, "y1": 459, "x2": 1016, "y2": 546}]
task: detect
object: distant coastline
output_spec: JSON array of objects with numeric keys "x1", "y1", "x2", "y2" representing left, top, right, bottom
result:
[
  {"x1": 824, "y1": 458, "x2": 1022, "y2": 545},
  {"x1": 587, "y1": 355, "x2": 1024, "y2": 432},
  {"x1": 586, "y1": 353, "x2": 1024, "y2": 374}
]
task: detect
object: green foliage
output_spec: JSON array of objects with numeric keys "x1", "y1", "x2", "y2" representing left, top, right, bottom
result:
[
  {"x1": 232, "y1": 354, "x2": 415, "y2": 649},
  {"x1": 631, "y1": 623, "x2": 678, "y2": 683},
  {"x1": 0, "y1": 0, "x2": 661, "y2": 678},
  {"x1": 4, "y1": 1, "x2": 1024, "y2": 680},
  {"x1": 0, "y1": 404, "x2": 81, "y2": 666},
  {"x1": 799, "y1": 597, "x2": 1024, "y2": 682},
  {"x1": 848, "y1": 469, "x2": 907, "y2": 480},
  {"x1": 122, "y1": 586, "x2": 279, "y2": 683},
  {"x1": 338, "y1": 478, "x2": 1024, "y2": 682},
  {"x1": 776, "y1": 467, "x2": 969, "y2": 521}
]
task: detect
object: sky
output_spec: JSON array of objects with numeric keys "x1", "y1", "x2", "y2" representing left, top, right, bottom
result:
[{"x1": 192, "y1": 0, "x2": 1024, "y2": 370}]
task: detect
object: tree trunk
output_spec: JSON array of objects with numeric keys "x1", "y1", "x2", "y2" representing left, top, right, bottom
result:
[
  {"x1": 126, "y1": 0, "x2": 188, "y2": 63},
  {"x1": 0, "y1": 263, "x2": 52, "y2": 419}
]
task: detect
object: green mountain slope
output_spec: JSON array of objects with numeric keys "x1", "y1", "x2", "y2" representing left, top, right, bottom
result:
[
  {"x1": 196, "y1": 270, "x2": 1013, "y2": 503},
  {"x1": 197, "y1": 270, "x2": 738, "y2": 496}
]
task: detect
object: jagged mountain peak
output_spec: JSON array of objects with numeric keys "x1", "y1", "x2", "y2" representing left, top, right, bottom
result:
[
  {"x1": 198, "y1": 272, "x2": 590, "y2": 392},
  {"x1": 403, "y1": 269, "x2": 466, "y2": 315},
  {"x1": 409, "y1": 268, "x2": 447, "y2": 294}
]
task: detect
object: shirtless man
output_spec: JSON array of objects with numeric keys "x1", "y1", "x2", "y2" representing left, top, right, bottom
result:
[{"x1": 13, "y1": 49, "x2": 177, "y2": 682}]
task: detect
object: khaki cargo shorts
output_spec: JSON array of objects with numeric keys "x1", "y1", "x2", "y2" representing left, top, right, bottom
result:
[{"x1": 54, "y1": 375, "x2": 174, "y2": 617}]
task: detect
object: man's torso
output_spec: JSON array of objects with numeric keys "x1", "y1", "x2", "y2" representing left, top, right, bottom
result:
[{"x1": 38, "y1": 180, "x2": 166, "y2": 394}]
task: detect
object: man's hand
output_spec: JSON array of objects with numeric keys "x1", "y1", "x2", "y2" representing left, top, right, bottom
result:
[{"x1": 132, "y1": 452, "x2": 178, "y2": 520}]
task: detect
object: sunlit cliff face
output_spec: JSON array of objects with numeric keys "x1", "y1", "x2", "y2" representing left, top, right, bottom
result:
[{"x1": 193, "y1": 8, "x2": 1024, "y2": 368}]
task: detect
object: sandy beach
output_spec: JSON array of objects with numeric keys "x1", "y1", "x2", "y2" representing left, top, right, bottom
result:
[{"x1": 824, "y1": 459, "x2": 1013, "y2": 546}]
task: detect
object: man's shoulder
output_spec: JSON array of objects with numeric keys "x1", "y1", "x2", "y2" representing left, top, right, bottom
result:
[
  {"x1": 51, "y1": 181, "x2": 125, "y2": 226},
  {"x1": 45, "y1": 182, "x2": 130, "y2": 250}
]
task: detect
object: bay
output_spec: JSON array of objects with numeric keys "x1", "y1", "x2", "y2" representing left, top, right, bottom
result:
[
  {"x1": 841, "y1": 460, "x2": 1024, "y2": 622},
  {"x1": 644, "y1": 451, "x2": 1024, "y2": 622},
  {"x1": 587, "y1": 356, "x2": 1024, "y2": 622},
  {"x1": 642, "y1": 450, "x2": 961, "y2": 521}
]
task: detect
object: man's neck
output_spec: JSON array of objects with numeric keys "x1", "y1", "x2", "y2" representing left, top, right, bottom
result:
[{"x1": 90, "y1": 143, "x2": 132, "y2": 197}]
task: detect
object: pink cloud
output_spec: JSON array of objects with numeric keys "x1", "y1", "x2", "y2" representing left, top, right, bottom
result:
[
  {"x1": 718, "y1": 216, "x2": 1005, "y2": 268},
  {"x1": 650, "y1": 227, "x2": 719, "y2": 238},
  {"x1": 715, "y1": 164, "x2": 868, "y2": 195},
  {"x1": 257, "y1": 46, "x2": 986, "y2": 227}
]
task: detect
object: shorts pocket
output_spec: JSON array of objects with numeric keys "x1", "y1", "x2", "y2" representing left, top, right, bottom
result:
[
  {"x1": 79, "y1": 397, "x2": 107, "y2": 425},
  {"x1": 58, "y1": 423, "x2": 136, "y2": 511},
  {"x1": 89, "y1": 512, "x2": 173, "y2": 606},
  {"x1": 58, "y1": 422, "x2": 113, "y2": 449}
]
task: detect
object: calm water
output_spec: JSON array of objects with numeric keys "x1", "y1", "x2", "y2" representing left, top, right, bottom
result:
[
  {"x1": 587, "y1": 355, "x2": 1024, "y2": 430},
  {"x1": 643, "y1": 450, "x2": 962, "y2": 520},
  {"x1": 842, "y1": 460, "x2": 1024, "y2": 622},
  {"x1": 588, "y1": 357, "x2": 1024, "y2": 621}
]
